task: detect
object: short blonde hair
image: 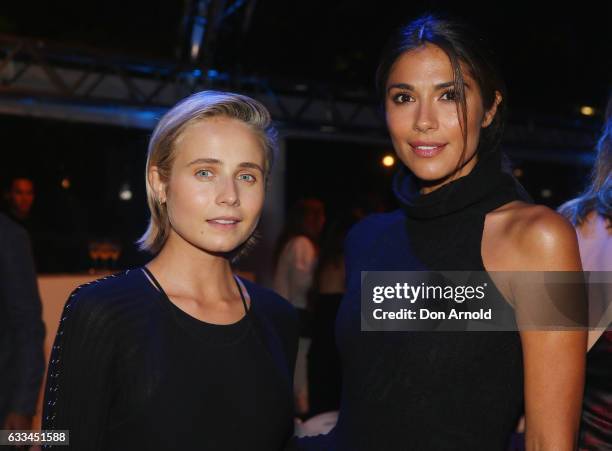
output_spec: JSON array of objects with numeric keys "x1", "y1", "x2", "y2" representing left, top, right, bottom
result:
[{"x1": 137, "y1": 90, "x2": 278, "y2": 254}]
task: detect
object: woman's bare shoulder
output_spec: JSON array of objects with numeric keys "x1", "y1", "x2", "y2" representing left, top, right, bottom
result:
[{"x1": 484, "y1": 201, "x2": 582, "y2": 271}]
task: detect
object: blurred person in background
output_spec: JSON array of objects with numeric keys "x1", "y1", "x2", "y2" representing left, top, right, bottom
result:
[
  {"x1": 4, "y1": 176, "x2": 35, "y2": 228},
  {"x1": 3, "y1": 176, "x2": 43, "y2": 268},
  {"x1": 0, "y1": 211, "x2": 46, "y2": 434},
  {"x1": 306, "y1": 209, "x2": 362, "y2": 417},
  {"x1": 3, "y1": 174, "x2": 88, "y2": 273},
  {"x1": 3, "y1": 176, "x2": 55, "y2": 273},
  {"x1": 274, "y1": 198, "x2": 325, "y2": 416},
  {"x1": 559, "y1": 94, "x2": 612, "y2": 450}
]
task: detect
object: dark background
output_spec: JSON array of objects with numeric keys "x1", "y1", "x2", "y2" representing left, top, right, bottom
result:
[
  {"x1": 1, "y1": 0, "x2": 609, "y2": 115},
  {"x1": 0, "y1": 1, "x2": 609, "y2": 271}
]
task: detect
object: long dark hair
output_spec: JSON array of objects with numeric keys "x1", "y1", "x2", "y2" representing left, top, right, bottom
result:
[
  {"x1": 376, "y1": 14, "x2": 507, "y2": 162},
  {"x1": 559, "y1": 95, "x2": 612, "y2": 226}
]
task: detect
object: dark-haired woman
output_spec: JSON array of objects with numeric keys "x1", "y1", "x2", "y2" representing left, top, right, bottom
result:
[
  {"x1": 559, "y1": 94, "x2": 611, "y2": 450},
  {"x1": 298, "y1": 14, "x2": 586, "y2": 451}
]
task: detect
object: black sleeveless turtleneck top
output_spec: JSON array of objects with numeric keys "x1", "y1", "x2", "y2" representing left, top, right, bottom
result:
[{"x1": 298, "y1": 150, "x2": 531, "y2": 451}]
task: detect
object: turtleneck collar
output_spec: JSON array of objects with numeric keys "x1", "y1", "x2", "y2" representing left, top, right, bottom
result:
[{"x1": 392, "y1": 149, "x2": 521, "y2": 220}]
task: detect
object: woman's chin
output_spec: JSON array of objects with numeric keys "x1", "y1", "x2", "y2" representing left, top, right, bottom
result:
[
  {"x1": 409, "y1": 165, "x2": 455, "y2": 184},
  {"x1": 201, "y1": 240, "x2": 245, "y2": 255}
]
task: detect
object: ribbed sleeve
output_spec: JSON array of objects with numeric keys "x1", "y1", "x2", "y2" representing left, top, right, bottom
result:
[
  {"x1": 40, "y1": 270, "x2": 298, "y2": 450},
  {"x1": 42, "y1": 276, "x2": 119, "y2": 450}
]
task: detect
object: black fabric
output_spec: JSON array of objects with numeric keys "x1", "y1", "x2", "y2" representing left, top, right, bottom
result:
[
  {"x1": 42, "y1": 268, "x2": 298, "y2": 451},
  {"x1": 307, "y1": 293, "x2": 343, "y2": 416},
  {"x1": 579, "y1": 330, "x2": 612, "y2": 450},
  {"x1": 298, "y1": 150, "x2": 530, "y2": 451},
  {"x1": 392, "y1": 150, "x2": 528, "y2": 221}
]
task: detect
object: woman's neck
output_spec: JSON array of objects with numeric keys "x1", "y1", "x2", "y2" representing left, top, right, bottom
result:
[
  {"x1": 146, "y1": 231, "x2": 237, "y2": 304},
  {"x1": 419, "y1": 152, "x2": 479, "y2": 195}
]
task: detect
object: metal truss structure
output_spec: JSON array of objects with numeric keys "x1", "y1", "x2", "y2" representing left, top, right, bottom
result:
[
  {"x1": 0, "y1": 33, "x2": 600, "y2": 165},
  {"x1": 0, "y1": 22, "x2": 600, "y2": 283}
]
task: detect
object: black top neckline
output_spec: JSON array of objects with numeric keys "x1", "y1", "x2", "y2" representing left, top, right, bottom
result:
[
  {"x1": 140, "y1": 266, "x2": 251, "y2": 329},
  {"x1": 42, "y1": 267, "x2": 297, "y2": 450},
  {"x1": 392, "y1": 150, "x2": 520, "y2": 220}
]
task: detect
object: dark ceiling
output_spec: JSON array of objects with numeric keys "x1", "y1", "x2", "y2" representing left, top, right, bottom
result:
[{"x1": 1, "y1": 0, "x2": 610, "y2": 117}]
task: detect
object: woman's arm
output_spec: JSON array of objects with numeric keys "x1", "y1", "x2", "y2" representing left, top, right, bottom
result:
[
  {"x1": 512, "y1": 209, "x2": 587, "y2": 451},
  {"x1": 520, "y1": 330, "x2": 585, "y2": 451},
  {"x1": 42, "y1": 285, "x2": 116, "y2": 450}
]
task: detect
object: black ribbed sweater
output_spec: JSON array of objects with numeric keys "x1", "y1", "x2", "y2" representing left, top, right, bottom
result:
[{"x1": 42, "y1": 267, "x2": 298, "y2": 450}]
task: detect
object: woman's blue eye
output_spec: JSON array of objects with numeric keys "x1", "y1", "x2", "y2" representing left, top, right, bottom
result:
[
  {"x1": 392, "y1": 93, "x2": 413, "y2": 104},
  {"x1": 441, "y1": 90, "x2": 458, "y2": 101},
  {"x1": 195, "y1": 169, "x2": 213, "y2": 178},
  {"x1": 238, "y1": 174, "x2": 256, "y2": 182}
]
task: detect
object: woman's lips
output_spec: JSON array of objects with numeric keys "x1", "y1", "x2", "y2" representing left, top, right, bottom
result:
[
  {"x1": 410, "y1": 143, "x2": 447, "y2": 158},
  {"x1": 206, "y1": 218, "x2": 241, "y2": 230}
]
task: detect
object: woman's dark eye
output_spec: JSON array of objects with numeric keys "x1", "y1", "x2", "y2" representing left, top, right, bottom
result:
[
  {"x1": 392, "y1": 93, "x2": 413, "y2": 104},
  {"x1": 441, "y1": 90, "x2": 458, "y2": 101}
]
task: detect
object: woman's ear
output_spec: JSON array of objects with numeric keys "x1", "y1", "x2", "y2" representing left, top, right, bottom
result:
[
  {"x1": 482, "y1": 91, "x2": 503, "y2": 128},
  {"x1": 149, "y1": 166, "x2": 167, "y2": 204}
]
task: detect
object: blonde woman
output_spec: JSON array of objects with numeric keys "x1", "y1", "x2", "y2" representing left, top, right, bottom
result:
[
  {"x1": 559, "y1": 94, "x2": 611, "y2": 450},
  {"x1": 42, "y1": 91, "x2": 298, "y2": 450}
]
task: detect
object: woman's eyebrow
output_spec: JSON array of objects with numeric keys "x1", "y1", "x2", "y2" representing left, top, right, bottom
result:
[
  {"x1": 435, "y1": 81, "x2": 454, "y2": 89},
  {"x1": 239, "y1": 162, "x2": 264, "y2": 173},
  {"x1": 187, "y1": 157, "x2": 221, "y2": 166},
  {"x1": 434, "y1": 81, "x2": 471, "y2": 90},
  {"x1": 187, "y1": 158, "x2": 263, "y2": 173},
  {"x1": 387, "y1": 82, "x2": 415, "y2": 93},
  {"x1": 387, "y1": 81, "x2": 470, "y2": 93}
]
